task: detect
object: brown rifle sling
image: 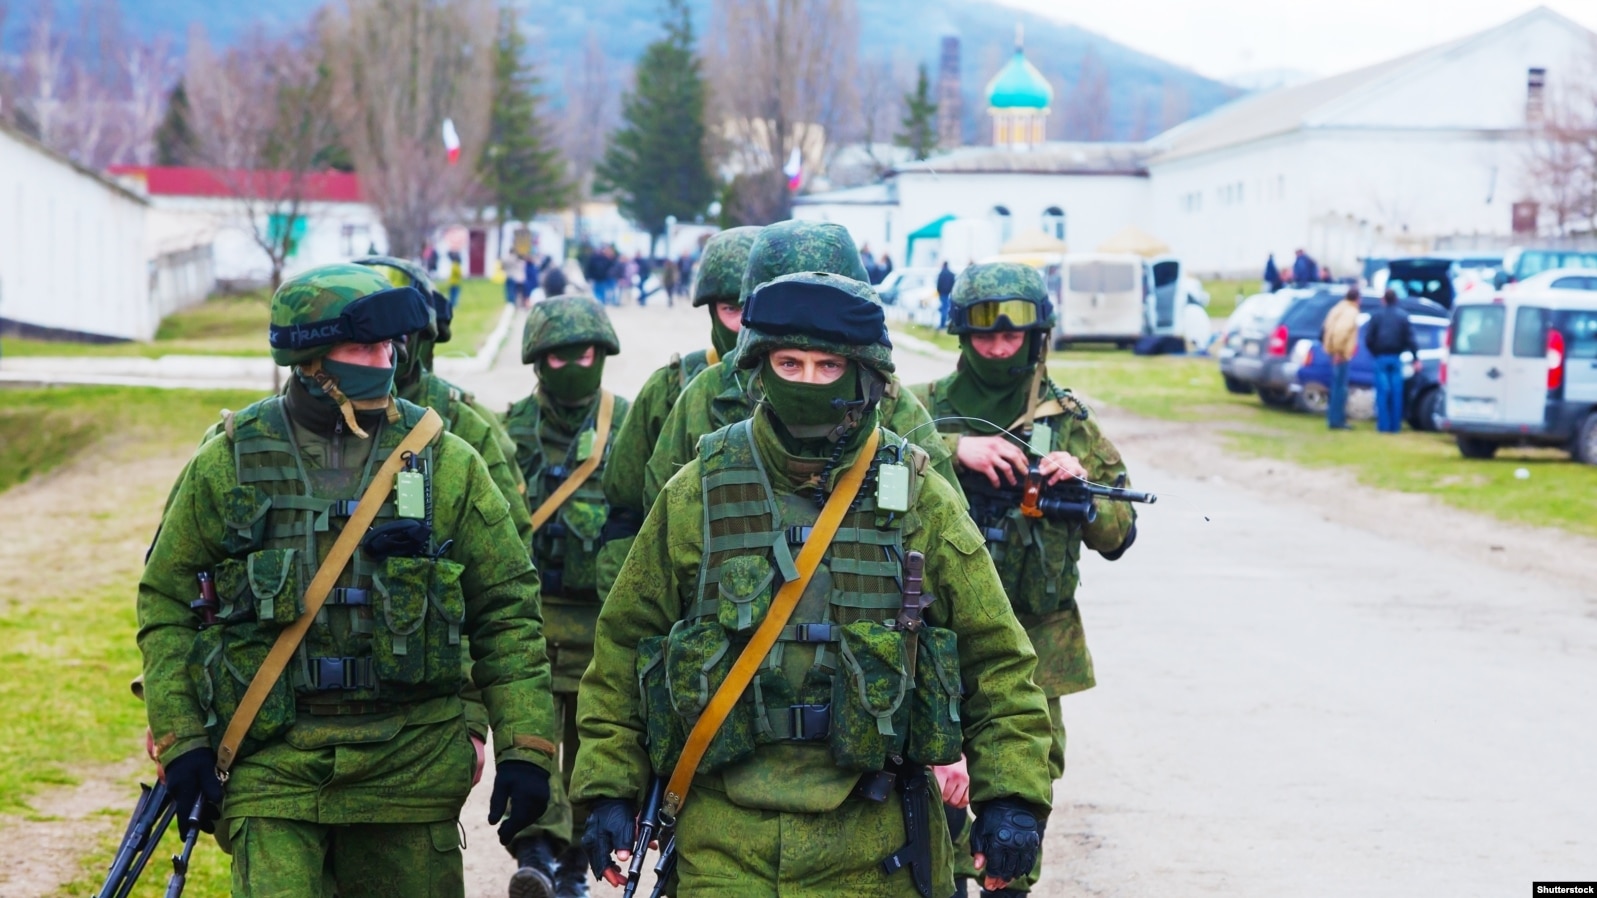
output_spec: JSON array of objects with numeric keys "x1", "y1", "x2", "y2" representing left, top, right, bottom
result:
[{"x1": 529, "y1": 390, "x2": 615, "y2": 532}]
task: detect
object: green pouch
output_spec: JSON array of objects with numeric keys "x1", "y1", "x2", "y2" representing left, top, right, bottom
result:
[
  {"x1": 559, "y1": 499, "x2": 608, "y2": 593},
  {"x1": 212, "y1": 558, "x2": 250, "y2": 620},
  {"x1": 637, "y1": 635, "x2": 685, "y2": 774},
  {"x1": 424, "y1": 559, "x2": 467, "y2": 691},
  {"x1": 218, "y1": 485, "x2": 269, "y2": 554},
  {"x1": 374, "y1": 556, "x2": 431, "y2": 686},
  {"x1": 830, "y1": 620, "x2": 910, "y2": 772},
  {"x1": 905, "y1": 626, "x2": 964, "y2": 766},
  {"x1": 246, "y1": 548, "x2": 300, "y2": 626},
  {"x1": 995, "y1": 517, "x2": 1075, "y2": 616},
  {"x1": 208, "y1": 625, "x2": 296, "y2": 753},
  {"x1": 185, "y1": 626, "x2": 224, "y2": 730},
  {"x1": 716, "y1": 556, "x2": 775, "y2": 634},
  {"x1": 664, "y1": 620, "x2": 755, "y2": 773},
  {"x1": 750, "y1": 665, "x2": 796, "y2": 745}
]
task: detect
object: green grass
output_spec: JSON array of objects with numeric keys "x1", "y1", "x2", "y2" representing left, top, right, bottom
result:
[
  {"x1": 56, "y1": 815, "x2": 233, "y2": 897},
  {"x1": 1, "y1": 280, "x2": 506, "y2": 361},
  {"x1": 899, "y1": 322, "x2": 960, "y2": 353},
  {"x1": 1046, "y1": 352, "x2": 1597, "y2": 537},
  {"x1": 1200, "y1": 278, "x2": 1263, "y2": 321}
]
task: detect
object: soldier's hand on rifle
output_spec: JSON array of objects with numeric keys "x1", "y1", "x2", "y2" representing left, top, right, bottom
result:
[
  {"x1": 163, "y1": 748, "x2": 224, "y2": 837},
  {"x1": 955, "y1": 435, "x2": 1030, "y2": 488},
  {"x1": 582, "y1": 798, "x2": 638, "y2": 882},
  {"x1": 933, "y1": 755, "x2": 970, "y2": 808},
  {"x1": 1037, "y1": 450, "x2": 1087, "y2": 486}
]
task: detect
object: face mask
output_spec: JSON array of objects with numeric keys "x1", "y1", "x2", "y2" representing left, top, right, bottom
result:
[
  {"x1": 710, "y1": 305, "x2": 740, "y2": 357},
  {"x1": 303, "y1": 357, "x2": 396, "y2": 402},
  {"x1": 759, "y1": 358, "x2": 860, "y2": 439},
  {"x1": 537, "y1": 344, "x2": 605, "y2": 403},
  {"x1": 945, "y1": 333, "x2": 1036, "y2": 433}
]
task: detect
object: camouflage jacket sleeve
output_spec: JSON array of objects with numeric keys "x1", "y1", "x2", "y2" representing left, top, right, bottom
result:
[
  {"x1": 466, "y1": 394, "x2": 526, "y2": 494},
  {"x1": 602, "y1": 364, "x2": 675, "y2": 518},
  {"x1": 435, "y1": 432, "x2": 558, "y2": 769},
  {"x1": 571, "y1": 463, "x2": 704, "y2": 805},
  {"x1": 1058, "y1": 399, "x2": 1134, "y2": 556},
  {"x1": 908, "y1": 470, "x2": 1055, "y2": 812},
  {"x1": 449, "y1": 400, "x2": 534, "y2": 547},
  {"x1": 884, "y1": 379, "x2": 965, "y2": 504},
  {"x1": 641, "y1": 373, "x2": 711, "y2": 513}
]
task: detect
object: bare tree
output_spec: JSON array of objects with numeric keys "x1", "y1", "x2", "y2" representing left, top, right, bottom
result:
[
  {"x1": 1063, "y1": 47, "x2": 1112, "y2": 142},
  {"x1": 852, "y1": 54, "x2": 906, "y2": 177},
  {"x1": 563, "y1": 30, "x2": 619, "y2": 243},
  {"x1": 1521, "y1": 41, "x2": 1597, "y2": 236},
  {"x1": 706, "y1": 0, "x2": 860, "y2": 224},
  {"x1": 185, "y1": 28, "x2": 343, "y2": 288},
  {"x1": 323, "y1": 0, "x2": 497, "y2": 259}
]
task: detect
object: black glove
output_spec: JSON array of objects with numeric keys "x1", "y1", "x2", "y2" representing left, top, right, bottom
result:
[
  {"x1": 971, "y1": 798, "x2": 1043, "y2": 884},
  {"x1": 581, "y1": 798, "x2": 637, "y2": 880},
  {"x1": 487, "y1": 760, "x2": 552, "y2": 846},
  {"x1": 163, "y1": 748, "x2": 224, "y2": 837}
]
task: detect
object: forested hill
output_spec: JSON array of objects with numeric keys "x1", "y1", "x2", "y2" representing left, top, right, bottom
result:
[{"x1": 11, "y1": 0, "x2": 1241, "y2": 142}]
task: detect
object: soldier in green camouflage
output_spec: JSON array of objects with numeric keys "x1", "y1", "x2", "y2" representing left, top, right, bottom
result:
[
  {"x1": 596, "y1": 227, "x2": 760, "y2": 600},
  {"x1": 572, "y1": 270, "x2": 1054, "y2": 898},
  {"x1": 137, "y1": 263, "x2": 558, "y2": 898},
  {"x1": 641, "y1": 220, "x2": 963, "y2": 512},
  {"x1": 908, "y1": 261, "x2": 1138, "y2": 897},
  {"x1": 502, "y1": 294, "x2": 633, "y2": 898}
]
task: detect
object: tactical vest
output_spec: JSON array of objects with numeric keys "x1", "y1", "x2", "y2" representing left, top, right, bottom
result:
[
  {"x1": 408, "y1": 372, "x2": 470, "y2": 426},
  {"x1": 665, "y1": 349, "x2": 714, "y2": 409},
  {"x1": 504, "y1": 391, "x2": 623, "y2": 600},
  {"x1": 922, "y1": 376, "x2": 1088, "y2": 615},
  {"x1": 637, "y1": 420, "x2": 964, "y2": 785},
  {"x1": 186, "y1": 396, "x2": 465, "y2": 756}
]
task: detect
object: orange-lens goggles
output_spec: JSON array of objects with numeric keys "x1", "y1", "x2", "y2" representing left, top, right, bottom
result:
[{"x1": 964, "y1": 299, "x2": 1040, "y2": 330}]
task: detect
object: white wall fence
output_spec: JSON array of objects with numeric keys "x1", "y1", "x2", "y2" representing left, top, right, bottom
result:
[{"x1": 149, "y1": 244, "x2": 216, "y2": 321}]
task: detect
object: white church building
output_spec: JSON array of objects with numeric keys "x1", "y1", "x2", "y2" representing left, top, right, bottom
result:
[{"x1": 795, "y1": 6, "x2": 1595, "y2": 276}]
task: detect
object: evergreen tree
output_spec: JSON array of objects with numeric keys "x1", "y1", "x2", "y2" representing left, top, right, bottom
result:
[
  {"x1": 594, "y1": 0, "x2": 714, "y2": 243},
  {"x1": 482, "y1": 5, "x2": 570, "y2": 221},
  {"x1": 155, "y1": 81, "x2": 197, "y2": 166},
  {"x1": 895, "y1": 63, "x2": 938, "y2": 161}
]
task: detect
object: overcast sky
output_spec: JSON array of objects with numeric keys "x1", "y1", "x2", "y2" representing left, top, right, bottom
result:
[{"x1": 992, "y1": 0, "x2": 1597, "y2": 82}]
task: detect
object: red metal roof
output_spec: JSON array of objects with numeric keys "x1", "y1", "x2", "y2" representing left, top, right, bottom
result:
[{"x1": 106, "y1": 166, "x2": 365, "y2": 203}]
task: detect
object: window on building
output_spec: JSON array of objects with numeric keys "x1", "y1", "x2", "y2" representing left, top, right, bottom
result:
[
  {"x1": 269, "y1": 214, "x2": 308, "y2": 257},
  {"x1": 992, "y1": 205, "x2": 1013, "y2": 244},
  {"x1": 1042, "y1": 206, "x2": 1066, "y2": 240},
  {"x1": 1527, "y1": 67, "x2": 1547, "y2": 124}
]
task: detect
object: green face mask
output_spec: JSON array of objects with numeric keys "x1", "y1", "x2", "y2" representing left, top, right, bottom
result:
[
  {"x1": 945, "y1": 332, "x2": 1036, "y2": 433},
  {"x1": 710, "y1": 304, "x2": 740, "y2": 357},
  {"x1": 759, "y1": 358, "x2": 860, "y2": 439},
  {"x1": 306, "y1": 357, "x2": 397, "y2": 402},
  {"x1": 537, "y1": 344, "x2": 605, "y2": 403}
]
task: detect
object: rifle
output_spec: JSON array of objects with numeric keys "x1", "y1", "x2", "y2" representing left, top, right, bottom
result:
[
  {"x1": 620, "y1": 777, "x2": 668, "y2": 898},
  {"x1": 646, "y1": 832, "x2": 677, "y2": 898},
  {"x1": 957, "y1": 464, "x2": 1155, "y2": 535}
]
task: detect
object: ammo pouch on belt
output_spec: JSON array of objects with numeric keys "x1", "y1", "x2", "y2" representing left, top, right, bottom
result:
[
  {"x1": 188, "y1": 549, "x2": 303, "y2": 753},
  {"x1": 831, "y1": 620, "x2": 910, "y2": 771},
  {"x1": 905, "y1": 626, "x2": 963, "y2": 766},
  {"x1": 664, "y1": 620, "x2": 756, "y2": 773},
  {"x1": 372, "y1": 555, "x2": 467, "y2": 689}
]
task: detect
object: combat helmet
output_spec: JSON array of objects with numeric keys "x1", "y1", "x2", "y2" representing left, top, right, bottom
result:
[
  {"x1": 520, "y1": 294, "x2": 621, "y2": 364},
  {"x1": 691, "y1": 226, "x2": 762, "y2": 308},
  {"x1": 947, "y1": 261, "x2": 1056, "y2": 335},
  {"x1": 735, "y1": 271, "x2": 894, "y2": 375},
  {"x1": 738, "y1": 220, "x2": 872, "y2": 305},
  {"x1": 352, "y1": 255, "x2": 448, "y2": 383}
]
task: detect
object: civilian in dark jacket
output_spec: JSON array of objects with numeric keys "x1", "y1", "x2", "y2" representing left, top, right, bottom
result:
[
  {"x1": 540, "y1": 264, "x2": 568, "y2": 298},
  {"x1": 936, "y1": 261, "x2": 957, "y2": 328},
  {"x1": 1364, "y1": 289, "x2": 1421, "y2": 433},
  {"x1": 1291, "y1": 249, "x2": 1318, "y2": 286}
]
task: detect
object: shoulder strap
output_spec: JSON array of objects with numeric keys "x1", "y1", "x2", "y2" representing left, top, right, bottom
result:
[
  {"x1": 214, "y1": 408, "x2": 445, "y2": 777},
  {"x1": 529, "y1": 390, "x2": 616, "y2": 532},
  {"x1": 1010, "y1": 398, "x2": 1068, "y2": 431},
  {"x1": 662, "y1": 428, "x2": 882, "y2": 820}
]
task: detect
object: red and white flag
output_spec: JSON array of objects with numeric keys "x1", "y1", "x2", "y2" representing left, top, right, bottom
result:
[
  {"x1": 442, "y1": 118, "x2": 461, "y2": 164},
  {"x1": 783, "y1": 147, "x2": 803, "y2": 192}
]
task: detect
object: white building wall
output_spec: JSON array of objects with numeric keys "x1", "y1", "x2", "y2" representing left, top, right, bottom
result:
[
  {"x1": 0, "y1": 128, "x2": 152, "y2": 341},
  {"x1": 790, "y1": 203, "x2": 897, "y2": 260},
  {"x1": 147, "y1": 196, "x2": 389, "y2": 287}
]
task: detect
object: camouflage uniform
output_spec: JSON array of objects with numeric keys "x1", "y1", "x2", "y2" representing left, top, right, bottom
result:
[
  {"x1": 640, "y1": 221, "x2": 962, "y2": 512},
  {"x1": 597, "y1": 227, "x2": 761, "y2": 600},
  {"x1": 571, "y1": 271, "x2": 1054, "y2": 898},
  {"x1": 908, "y1": 262, "x2": 1137, "y2": 895},
  {"x1": 501, "y1": 295, "x2": 632, "y2": 890},
  {"x1": 137, "y1": 265, "x2": 556, "y2": 898}
]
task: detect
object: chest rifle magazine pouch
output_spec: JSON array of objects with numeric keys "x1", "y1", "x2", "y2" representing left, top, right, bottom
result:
[
  {"x1": 831, "y1": 620, "x2": 911, "y2": 772},
  {"x1": 637, "y1": 635, "x2": 685, "y2": 774},
  {"x1": 716, "y1": 556, "x2": 775, "y2": 634},
  {"x1": 373, "y1": 556, "x2": 467, "y2": 691},
  {"x1": 993, "y1": 516, "x2": 1078, "y2": 617},
  {"x1": 905, "y1": 625, "x2": 963, "y2": 766},
  {"x1": 556, "y1": 499, "x2": 608, "y2": 595},
  {"x1": 218, "y1": 485, "x2": 270, "y2": 554},
  {"x1": 665, "y1": 620, "x2": 755, "y2": 773}
]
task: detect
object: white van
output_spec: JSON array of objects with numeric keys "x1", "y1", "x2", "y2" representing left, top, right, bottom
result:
[
  {"x1": 1054, "y1": 253, "x2": 1145, "y2": 348},
  {"x1": 1442, "y1": 270, "x2": 1597, "y2": 462}
]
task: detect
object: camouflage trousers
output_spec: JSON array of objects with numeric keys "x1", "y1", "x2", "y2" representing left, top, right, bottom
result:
[
  {"x1": 227, "y1": 816, "x2": 464, "y2": 897},
  {"x1": 672, "y1": 777, "x2": 955, "y2": 898},
  {"x1": 949, "y1": 696, "x2": 1066, "y2": 892}
]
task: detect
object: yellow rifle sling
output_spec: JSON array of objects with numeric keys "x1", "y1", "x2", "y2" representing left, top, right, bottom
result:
[
  {"x1": 529, "y1": 390, "x2": 615, "y2": 532},
  {"x1": 214, "y1": 407, "x2": 445, "y2": 777},
  {"x1": 661, "y1": 428, "x2": 882, "y2": 819}
]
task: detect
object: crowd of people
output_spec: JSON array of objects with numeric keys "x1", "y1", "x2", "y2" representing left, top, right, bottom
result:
[{"x1": 577, "y1": 244, "x2": 695, "y2": 308}]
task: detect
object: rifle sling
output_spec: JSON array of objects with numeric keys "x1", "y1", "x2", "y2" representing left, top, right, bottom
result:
[
  {"x1": 214, "y1": 407, "x2": 445, "y2": 777},
  {"x1": 1009, "y1": 397, "x2": 1065, "y2": 432},
  {"x1": 661, "y1": 428, "x2": 882, "y2": 819},
  {"x1": 529, "y1": 390, "x2": 615, "y2": 532}
]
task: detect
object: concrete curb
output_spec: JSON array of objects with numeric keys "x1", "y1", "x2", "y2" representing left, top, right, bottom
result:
[{"x1": 434, "y1": 304, "x2": 517, "y2": 379}]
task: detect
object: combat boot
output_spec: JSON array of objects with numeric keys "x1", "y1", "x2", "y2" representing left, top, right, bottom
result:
[
  {"x1": 508, "y1": 836, "x2": 558, "y2": 898},
  {"x1": 980, "y1": 889, "x2": 1026, "y2": 897},
  {"x1": 553, "y1": 843, "x2": 591, "y2": 898}
]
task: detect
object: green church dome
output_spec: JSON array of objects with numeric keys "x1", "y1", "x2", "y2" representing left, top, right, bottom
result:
[{"x1": 986, "y1": 48, "x2": 1053, "y2": 110}]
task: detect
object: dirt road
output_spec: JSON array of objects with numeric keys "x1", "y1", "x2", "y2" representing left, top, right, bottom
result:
[{"x1": 454, "y1": 299, "x2": 1597, "y2": 898}]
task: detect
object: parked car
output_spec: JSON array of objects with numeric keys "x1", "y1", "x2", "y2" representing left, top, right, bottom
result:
[
  {"x1": 1053, "y1": 253, "x2": 1145, "y2": 348},
  {"x1": 1237, "y1": 288, "x2": 1447, "y2": 408},
  {"x1": 1443, "y1": 269, "x2": 1597, "y2": 462},
  {"x1": 1293, "y1": 311, "x2": 1450, "y2": 429},
  {"x1": 1217, "y1": 291, "x2": 1295, "y2": 394},
  {"x1": 875, "y1": 267, "x2": 938, "y2": 308},
  {"x1": 1382, "y1": 256, "x2": 1458, "y2": 309},
  {"x1": 1495, "y1": 247, "x2": 1597, "y2": 287}
]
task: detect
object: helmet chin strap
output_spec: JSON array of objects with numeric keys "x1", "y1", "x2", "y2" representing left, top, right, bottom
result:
[{"x1": 299, "y1": 357, "x2": 394, "y2": 439}]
